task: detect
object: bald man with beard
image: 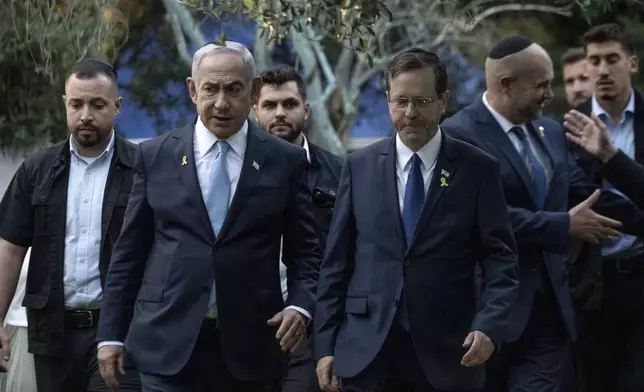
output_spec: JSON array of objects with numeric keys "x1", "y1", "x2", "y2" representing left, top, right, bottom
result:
[{"x1": 442, "y1": 36, "x2": 644, "y2": 392}]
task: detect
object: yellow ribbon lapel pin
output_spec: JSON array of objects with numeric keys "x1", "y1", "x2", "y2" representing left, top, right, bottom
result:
[
  {"x1": 538, "y1": 126, "x2": 545, "y2": 137},
  {"x1": 440, "y1": 169, "x2": 450, "y2": 187},
  {"x1": 181, "y1": 155, "x2": 188, "y2": 166}
]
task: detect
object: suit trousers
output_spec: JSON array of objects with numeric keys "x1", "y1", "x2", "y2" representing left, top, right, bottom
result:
[
  {"x1": 281, "y1": 336, "x2": 320, "y2": 392},
  {"x1": 575, "y1": 265, "x2": 644, "y2": 392},
  {"x1": 483, "y1": 291, "x2": 570, "y2": 392},
  {"x1": 139, "y1": 321, "x2": 280, "y2": 392},
  {"x1": 34, "y1": 325, "x2": 140, "y2": 392},
  {"x1": 339, "y1": 325, "x2": 478, "y2": 392}
]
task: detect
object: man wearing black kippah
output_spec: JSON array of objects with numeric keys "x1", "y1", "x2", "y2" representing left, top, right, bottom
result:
[{"x1": 442, "y1": 36, "x2": 644, "y2": 392}]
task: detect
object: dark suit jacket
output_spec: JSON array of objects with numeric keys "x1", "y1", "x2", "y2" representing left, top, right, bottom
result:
[
  {"x1": 307, "y1": 142, "x2": 343, "y2": 243},
  {"x1": 313, "y1": 133, "x2": 519, "y2": 391},
  {"x1": 568, "y1": 91, "x2": 644, "y2": 310},
  {"x1": 599, "y1": 151, "x2": 644, "y2": 210},
  {"x1": 442, "y1": 97, "x2": 644, "y2": 340},
  {"x1": 97, "y1": 121, "x2": 322, "y2": 381}
]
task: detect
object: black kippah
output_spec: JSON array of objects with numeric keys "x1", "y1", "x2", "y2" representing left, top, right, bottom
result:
[{"x1": 488, "y1": 36, "x2": 534, "y2": 59}]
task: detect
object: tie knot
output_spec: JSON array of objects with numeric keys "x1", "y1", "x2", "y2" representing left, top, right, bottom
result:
[
  {"x1": 510, "y1": 126, "x2": 528, "y2": 140},
  {"x1": 411, "y1": 153, "x2": 422, "y2": 168},
  {"x1": 215, "y1": 140, "x2": 231, "y2": 156}
]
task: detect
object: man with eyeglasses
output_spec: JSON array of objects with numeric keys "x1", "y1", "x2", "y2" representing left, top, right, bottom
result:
[{"x1": 313, "y1": 47, "x2": 519, "y2": 392}]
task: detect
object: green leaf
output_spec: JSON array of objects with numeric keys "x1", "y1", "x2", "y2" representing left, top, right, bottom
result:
[{"x1": 243, "y1": 0, "x2": 256, "y2": 10}]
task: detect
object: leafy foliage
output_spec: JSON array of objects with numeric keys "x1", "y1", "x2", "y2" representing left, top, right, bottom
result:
[
  {"x1": 181, "y1": 0, "x2": 393, "y2": 66},
  {"x1": 0, "y1": 0, "x2": 117, "y2": 151}
]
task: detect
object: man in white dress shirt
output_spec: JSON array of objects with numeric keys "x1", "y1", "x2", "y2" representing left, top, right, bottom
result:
[
  {"x1": 254, "y1": 65, "x2": 343, "y2": 392},
  {"x1": 97, "y1": 41, "x2": 322, "y2": 392},
  {"x1": 314, "y1": 47, "x2": 519, "y2": 392}
]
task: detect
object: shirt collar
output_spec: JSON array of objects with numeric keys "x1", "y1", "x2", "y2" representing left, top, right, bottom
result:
[
  {"x1": 482, "y1": 91, "x2": 521, "y2": 134},
  {"x1": 195, "y1": 116, "x2": 248, "y2": 159},
  {"x1": 69, "y1": 129, "x2": 115, "y2": 159},
  {"x1": 301, "y1": 134, "x2": 311, "y2": 163},
  {"x1": 591, "y1": 88, "x2": 635, "y2": 121},
  {"x1": 396, "y1": 127, "x2": 442, "y2": 171}
]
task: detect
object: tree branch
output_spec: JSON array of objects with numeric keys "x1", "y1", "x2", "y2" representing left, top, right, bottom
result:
[
  {"x1": 460, "y1": 3, "x2": 573, "y2": 31},
  {"x1": 167, "y1": 10, "x2": 193, "y2": 67}
]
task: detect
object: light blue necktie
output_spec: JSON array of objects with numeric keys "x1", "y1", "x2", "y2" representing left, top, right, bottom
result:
[{"x1": 205, "y1": 140, "x2": 231, "y2": 313}]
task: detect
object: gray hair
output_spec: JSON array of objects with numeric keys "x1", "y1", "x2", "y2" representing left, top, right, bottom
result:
[{"x1": 191, "y1": 41, "x2": 256, "y2": 84}]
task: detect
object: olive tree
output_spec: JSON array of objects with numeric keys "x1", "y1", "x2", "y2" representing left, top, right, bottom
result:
[{"x1": 0, "y1": 0, "x2": 119, "y2": 150}]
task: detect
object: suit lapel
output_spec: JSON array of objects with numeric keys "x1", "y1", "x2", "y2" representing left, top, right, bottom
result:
[
  {"x1": 472, "y1": 99, "x2": 539, "y2": 206},
  {"x1": 379, "y1": 137, "x2": 406, "y2": 251},
  {"x1": 216, "y1": 122, "x2": 267, "y2": 241},
  {"x1": 306, "y1": 146, "x2": 319, "y2": 190},
  {"x1": 408, "y1": 133, "x2": 457, "y2": 251},
  {"x1": 173, "y1": 124, "x2": 215, "y2": 239}
]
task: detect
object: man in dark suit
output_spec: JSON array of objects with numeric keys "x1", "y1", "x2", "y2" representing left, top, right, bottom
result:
[
  {"x1": 564, "y1": 23, "x2": 644, "y2": 391},
  {"x1": 442, "y1": 35, "x2": 644, "y2": 392},
  {"x1": 96, "y1": 41, "x2": 322, "y2": 392},
  {"x1": 0, "y1": 59, "x2": 140, "y2": 392},
  {"x1": 565, "y1": 110, "x2": 644, "y2": 209},
  {"x1": 314, "y1": 48, "x2": 520, "y2": 392},
  {"x1": 254, "y1": 64, "x2": 343, "y2": 392}
]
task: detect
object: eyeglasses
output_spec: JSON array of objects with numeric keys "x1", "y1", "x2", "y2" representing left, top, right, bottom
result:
[{"x1": 388, "y1": 97, "x2": 439, "y2": 110}]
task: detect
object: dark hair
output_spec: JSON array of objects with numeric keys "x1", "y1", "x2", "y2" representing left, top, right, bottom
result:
[
  {"x1": 259, "y1": 65, "x2": 307, "y2": 100},
  {"x1": 385, "y1": 48, "x2": 447, "y2": 95},
  {"x1": 583, "y1": 23, "x2": 635, "y2": 54},
  {"x1": 66, "y1": 58, "x2": 118, "y2": 84},
  {"x1": 560, "y1": 47, "x2": 586, "y2": 66}
]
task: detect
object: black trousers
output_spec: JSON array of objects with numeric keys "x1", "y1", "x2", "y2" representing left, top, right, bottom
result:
[
  {"x1": 340, "y1": 325, "x2": 478, "y2": 392},
  {"x1": 34, "y1": 326, "x2": 140, "y2": 392},
  {"x1": 484, "y1": 292, "x2": 570, "y2": 392},
  {"x1": 139, "y1": 322, "x2": 279, "y2": 392},
  {"x1": 575, "y1": 266, "x2": 644, "y2": 392},
  {"x1": 282, "y1": 336, "x2": 320, "y2": 392}
]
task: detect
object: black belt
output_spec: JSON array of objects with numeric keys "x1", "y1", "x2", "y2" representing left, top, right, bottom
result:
[{"x1": 65, "y1": 309, "x2": 100, "y2": 329}]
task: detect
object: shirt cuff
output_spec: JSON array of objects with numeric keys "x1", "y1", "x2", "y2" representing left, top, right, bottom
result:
[
  {"x1": 97, "y1": 341, "x2": 125, "y2": 349},
  {"x1": 286, "y1": 305, "x2": 311, "y2": 320}
]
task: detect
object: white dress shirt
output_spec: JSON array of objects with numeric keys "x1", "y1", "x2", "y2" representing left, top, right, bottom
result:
[
  {"x1": 194, "y1": 116, "x2": 247, "y2": 206},
  {"x1": 396, "y1": 129, "x2": 442, "y2": 211},
  {"x1": 482, "y1": 92, "x2": 553, "y2": 181}
]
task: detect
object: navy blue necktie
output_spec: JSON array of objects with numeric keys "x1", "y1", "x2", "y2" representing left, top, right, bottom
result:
[
  {"x1": 512, "y1": 126, "x2": 548, "y2": 207},
  {"x1": 402, "y1": 154, "x2": 425, "y2": 247}
]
